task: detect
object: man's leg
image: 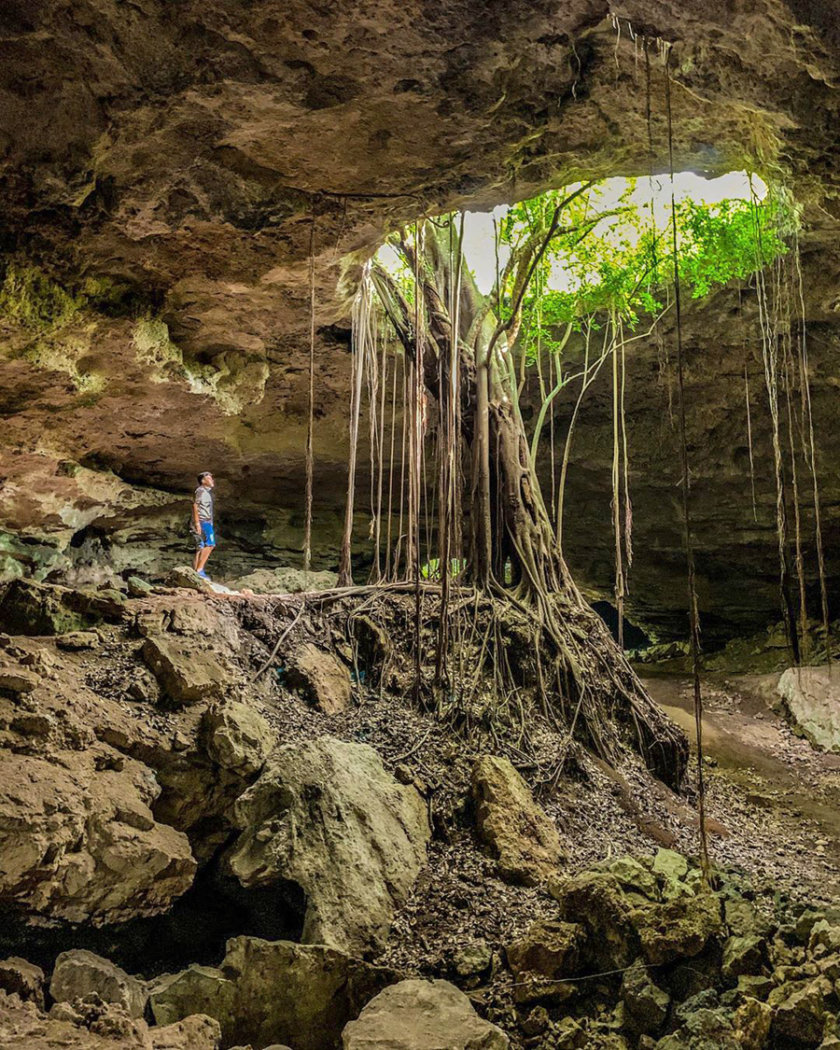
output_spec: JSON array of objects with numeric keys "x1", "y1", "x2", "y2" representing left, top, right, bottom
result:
[{"x1": 196, "y1": 544, "x2": 214, "y2": 573}]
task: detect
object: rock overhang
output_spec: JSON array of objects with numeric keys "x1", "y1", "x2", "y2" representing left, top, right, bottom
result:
[{"x1": 1, "y1": 1, "x2": 840, "y2": 640}]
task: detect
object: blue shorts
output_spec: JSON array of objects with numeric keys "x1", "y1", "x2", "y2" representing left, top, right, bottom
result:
[{"x1": 194, "y1": 521, "x2": 216, "y2": 549}]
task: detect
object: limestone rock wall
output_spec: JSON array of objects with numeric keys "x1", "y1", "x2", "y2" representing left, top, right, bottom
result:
[{"x1": 1, "y1": 1, "x2": 840, "y2": 641}]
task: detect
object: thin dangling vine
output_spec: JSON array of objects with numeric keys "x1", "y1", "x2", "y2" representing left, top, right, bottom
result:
[
  {"x1": 666, "y1": 51, "x2": 710, "y2": 878},
  {"x1": 303, "y1": 215, "x2": 317, "y2": 571}
]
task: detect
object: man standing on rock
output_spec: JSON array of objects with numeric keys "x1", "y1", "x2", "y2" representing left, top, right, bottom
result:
[{"x1": 191, "y1": 471, "x2": 216, "y2": 580}]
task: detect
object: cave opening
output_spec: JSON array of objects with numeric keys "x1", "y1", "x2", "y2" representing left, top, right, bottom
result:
[
  {"x1": 3, "y1": 6, "x2": 840, "y2": 1046},
  {"x1": 363, "y1": 167, "x2": 796, "y2": 648}
]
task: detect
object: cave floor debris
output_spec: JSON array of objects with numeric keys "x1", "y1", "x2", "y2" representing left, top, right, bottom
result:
[{"x1": 642, "y1": 672, "x2": 840, "y2": 899}]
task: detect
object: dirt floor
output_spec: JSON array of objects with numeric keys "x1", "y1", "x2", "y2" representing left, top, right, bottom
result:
[{"x1": 641, "y1": 671, "x2": 840, "y2": 902}]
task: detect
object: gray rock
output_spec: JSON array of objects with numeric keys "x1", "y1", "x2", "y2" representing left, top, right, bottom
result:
[
  {"x1": 285, "y1": 642, "x2": 351, "y2": 714},
  {"x1": 620, "y1": 958, "x2": 669, "y2": 1034},
  {"x1": 808, "y1": 920, "x2": 840, "y2": 955},
  {"x1": 150, "y1": 1014, "x2": 222, "y2": 1050},
  {"x1": 778, "y1": 665, "x2": 840, "y2": 752},
  {"x1": 723, "y1": 896, "x2": 773, "y2": 940},
  {"x1": 202, "y1": 701, "x2": 275, "y2": 777},
  {"x1": 0, "y1": 956, "x2": 45, "y2": 1006},
  {"x1": 505, "y1": 920, "x2": 583, "y2": 1004},
  {"x1": 599, "y1": 856, "x2": 658, "y2": 902},
  {"x1": 471, "y1": 755, "x2": 564, "y2": 886},
  {"x1": 142, "y1": 634, "x2": 229, "y2": 705},
  {"x1": 657, "y1": 1005, "x2": 739, "y2": 1050},
  {"x1": 736, "y1": 974, "x2": 774, "y2": 1000},
  {"x1": 0, "y1": 579, "x2": 100, "y2": 635},
  {"x1": 164, "y1": 566, "x2": 214, "y2": 594},
  {"x1": 149, "y1": 937, "x2": 394, "y2": 1050},
  {"x1": 342, "y1": 979, "x2": 509, "y2": 1050},
  {"x1": 127, "y1": 576, "x2": 154, "y2": 597},
  {"x1": 56, "y1": 631, "x2": 100, "y2": 651},
  {"x1": 722, "y1": 935, "x2": 768, "y2": 981},
  {"x1": 634, "y1": 892, "x2": 723, "y2": 966},
  {"x1": 0, "y1": 749, "x2": 195, "y2": 924},
  {"x1": 451, "y1": 939, "x2": 492, "y2": 982},
  {"x1": 228, "y1": 737, "x2": 430, "y2": 954},
  {"x1": 652, "y1": 848, "x2": 689, "y2": 883},
  {"x1": 733, "y1": 997, "x2": 772, "y2": 1050},
  {"x1": 50, "y1": 949, "x2": 147, "y2": 1019},
  {"x1": 550, "y1": 860, "x2": 723, "y2": 972},
  {"x1": 769, "y1": 976, "x2": 833, "y2": 1046},
  {"x1": 549, "y1": 870, "x2": 639, "y2": 970},
  {"x1": 233, "y1": 567, "x2": 337, "y2": 594}
]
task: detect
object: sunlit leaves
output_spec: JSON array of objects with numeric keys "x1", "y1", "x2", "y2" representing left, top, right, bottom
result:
[{"x1": 499, "y1": 177, "x2": 791, "y2": 351}]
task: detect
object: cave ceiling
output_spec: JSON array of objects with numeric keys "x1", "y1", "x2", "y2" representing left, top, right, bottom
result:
[{"x1": 1, "y1": 0, "x2": 840, "y2": 639}]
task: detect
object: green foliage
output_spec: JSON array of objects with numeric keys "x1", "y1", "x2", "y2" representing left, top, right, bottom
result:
[
  {"x1": 421, "y1": 557, "x2": 465, "y2": 581},
  {"x1": 498, "y1": 176, "x2": 793, "y2": 350}
]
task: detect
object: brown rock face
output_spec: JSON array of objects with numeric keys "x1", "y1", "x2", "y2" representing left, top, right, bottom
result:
[
  {"x1": 1, "y1": 2, "x2": 840, "y2": 640},
  {"x1": 0, "y1": 990, "x2": 220, "y2": 1050},
  {"x1": 0, "y1": 747, "x2": 196, "y2": 925}
]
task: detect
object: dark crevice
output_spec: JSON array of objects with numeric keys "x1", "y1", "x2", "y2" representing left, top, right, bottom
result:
[
  {"x1": 0, "y1": 846, "x2": 306, "y2": 979},
  {"x1": 591, "y1": 599, "x2": 652, "y2": 650}
]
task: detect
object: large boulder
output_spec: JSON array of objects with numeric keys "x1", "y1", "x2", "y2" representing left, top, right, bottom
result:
[
  {"x1": 228, "y1": 737, "x2": 430, "y2": 954},
  {"x1": 142, "y1": 635, "x2": 230, "y2": 705},
  {"x1": 149, "y1": 937, "x2": 394, "y2": 1050},
  {"x1": 50, "y1": 950, "x2": 147, "y2": 1019},
  {"x1": 233, "y1": 568, "x2": 337, "y2": 594},
  {"x1": 0, "y1": 749, "x2": 195, "y2": 924},
  {"x1": 341, "y1": 979, "x2": 509, "y2": 1050},
  {"x1": 471, "y1": 755, "x2": 564, "y2": 886},
  {"x1": 139, "y1": 600, "x2": 242, "y2": 707},
  {"x1": 201, "y1": 701, "x2": 276, "y2": 778},
  {"x1": 778, "y1": 666, "x2": 840, "y2": 752},
  {"x1": 549, "y1": 862, "x2": 722, "y2": 971},
  {"x1": 284, "y1": 642, "x2": 351, "y2": 714}
]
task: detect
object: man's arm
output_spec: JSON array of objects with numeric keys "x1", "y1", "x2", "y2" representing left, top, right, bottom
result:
[{"x1": 192, "y1": 494, "x2": 201, "y2": 531}]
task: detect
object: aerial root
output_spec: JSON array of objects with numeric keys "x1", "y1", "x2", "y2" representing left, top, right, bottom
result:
[{"x1": 259, "y1": 585, "x2": 688, "y2": 789}]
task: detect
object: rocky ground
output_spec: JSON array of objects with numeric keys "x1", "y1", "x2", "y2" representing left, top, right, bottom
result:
[{"x1": 1, "y1": 573, "x2": 840, "y2": 1049}]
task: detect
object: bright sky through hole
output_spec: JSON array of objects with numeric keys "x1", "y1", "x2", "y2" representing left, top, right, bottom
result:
[{"x1": 459, "y1": 171, "x2": 768, "y2": 295}]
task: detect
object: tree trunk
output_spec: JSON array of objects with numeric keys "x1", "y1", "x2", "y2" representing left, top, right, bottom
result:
[{"x1": 370, "y1": 220, "x2": 688, "y2": 787}]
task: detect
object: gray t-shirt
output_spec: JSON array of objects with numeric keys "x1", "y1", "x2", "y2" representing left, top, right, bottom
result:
[{"x1": 194, "y1": 486, "x2": 214, "y2": 522}]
